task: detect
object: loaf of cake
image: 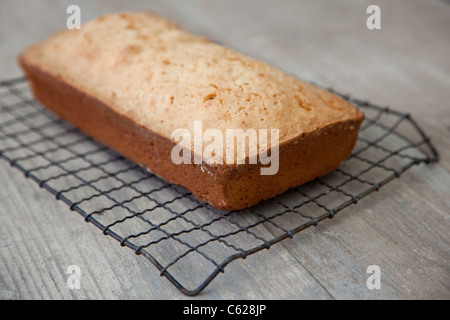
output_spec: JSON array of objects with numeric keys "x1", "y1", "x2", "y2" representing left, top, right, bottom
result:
[{"x1": 19, "y1": 12, "x2": 364, "y2": 210}]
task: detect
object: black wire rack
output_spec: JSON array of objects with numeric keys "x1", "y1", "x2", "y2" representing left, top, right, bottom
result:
[{"x1": 0, "y1": 77, "x2": 439, "y2": 296}]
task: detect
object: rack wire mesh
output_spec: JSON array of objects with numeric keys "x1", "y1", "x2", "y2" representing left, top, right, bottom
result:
[{"x1": 0, "y1": 77, "x2": 439, "y2": 296}]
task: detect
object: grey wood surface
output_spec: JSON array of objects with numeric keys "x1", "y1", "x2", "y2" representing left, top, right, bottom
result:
[{"x1": 0, "y1": 0, "x2": 449, "y2": 300}]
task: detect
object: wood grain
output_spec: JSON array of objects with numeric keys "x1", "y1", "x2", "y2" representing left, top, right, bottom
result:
[{"x1": 0, "y1": 0, "x2": 449, "y2": 299}]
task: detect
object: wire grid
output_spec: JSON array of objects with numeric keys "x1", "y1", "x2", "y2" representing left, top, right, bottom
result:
[{"x1": 0, "y1": 77, "x2": 439, "y2": 296}]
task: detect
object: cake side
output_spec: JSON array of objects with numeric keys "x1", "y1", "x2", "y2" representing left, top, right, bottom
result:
[{"x1": 220, "y1": 118, "x2": 362, "y2": 209}]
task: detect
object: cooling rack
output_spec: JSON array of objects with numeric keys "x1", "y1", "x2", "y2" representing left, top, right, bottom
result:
[{"x1": 0, "y1": 77, "x2": 439, "y2": 296}]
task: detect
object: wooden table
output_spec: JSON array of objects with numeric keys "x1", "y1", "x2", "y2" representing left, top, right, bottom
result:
[{"x1": 0, "y1": 0, "x2": 449, "y2": 300}]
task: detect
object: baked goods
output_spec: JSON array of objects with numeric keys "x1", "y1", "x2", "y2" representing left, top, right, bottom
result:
[{"x1": 19, "y1": 12, "x2": 364, "y2": 210}]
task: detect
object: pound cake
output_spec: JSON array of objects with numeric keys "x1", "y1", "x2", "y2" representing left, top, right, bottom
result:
[{"x1": 19, "y1": 12, "x2": 364, "y2": 210}]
